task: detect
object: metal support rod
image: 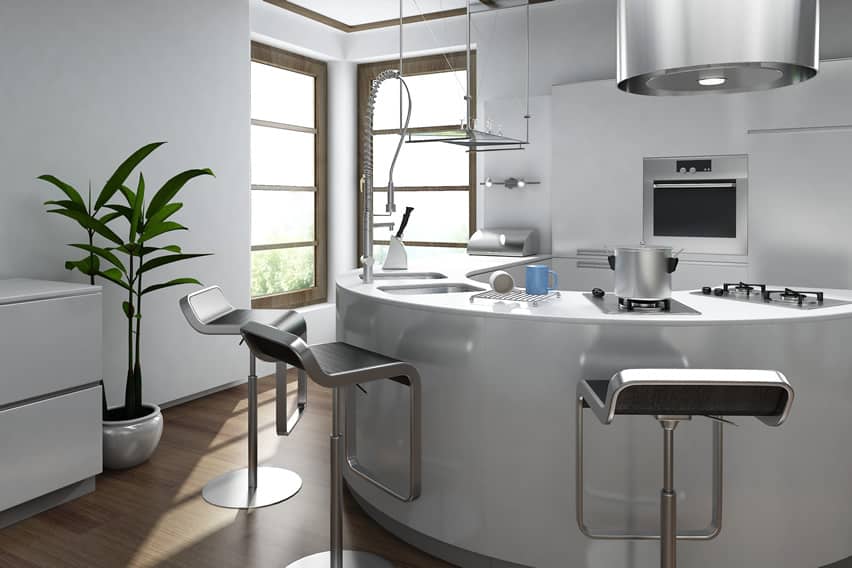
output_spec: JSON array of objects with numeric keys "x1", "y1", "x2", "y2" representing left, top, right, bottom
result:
[
  {"x1": 330, "y1": 386, "x2": 344, "y2": 568},
  {"x1": 660, "y1": 420, "x2": 679, "y2": 568},
  {"x1": 465, "y1": 0, "x2": 472, "y2": 129},
  {"x1": 248, "y1": 353, "x2": 258, "y2": 490}
]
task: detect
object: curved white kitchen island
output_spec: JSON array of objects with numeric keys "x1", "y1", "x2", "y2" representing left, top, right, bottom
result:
[{"x1": 337, "y1": 256, "x2": 852, "y2": 568}]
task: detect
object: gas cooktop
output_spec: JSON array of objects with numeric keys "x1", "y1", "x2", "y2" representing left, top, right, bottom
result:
[
  {"x1": 692, "y1": 282, "x2": 852, "y2": 310},
  {"x1": 584, "y1": 292, "x2": 701, "y2": 315}
]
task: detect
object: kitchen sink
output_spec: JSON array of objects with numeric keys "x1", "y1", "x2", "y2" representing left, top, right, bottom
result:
[
  {"x1": 361, "y1": 272, "x2": 448, "y2": 280},
  {"x1": 378, "y1": 283, "x2": 484, "y2": 295}
]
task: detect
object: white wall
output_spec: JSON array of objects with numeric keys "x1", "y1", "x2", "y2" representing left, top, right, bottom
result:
[{"x1": 0, "y1": 0, "x2": 253, "y2": 407}]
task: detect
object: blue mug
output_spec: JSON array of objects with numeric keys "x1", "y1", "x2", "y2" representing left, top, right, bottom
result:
[{"x1": 525, "y1": 265, "x2": 558, "y2": 295}]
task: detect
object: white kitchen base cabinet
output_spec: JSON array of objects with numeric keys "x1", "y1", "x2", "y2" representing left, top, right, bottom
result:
[{"x1": 0, "y1": 279, "x2": 103, "y2": 527}]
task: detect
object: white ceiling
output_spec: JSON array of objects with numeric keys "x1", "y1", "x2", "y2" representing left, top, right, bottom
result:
[{"x1": 289, "y1": 0, "x2": 467, "y2": 26}]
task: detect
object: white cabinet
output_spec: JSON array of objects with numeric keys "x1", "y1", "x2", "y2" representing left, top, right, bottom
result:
[{"x1": 0, "y1": 279, "x2": 102, "y2": 524}]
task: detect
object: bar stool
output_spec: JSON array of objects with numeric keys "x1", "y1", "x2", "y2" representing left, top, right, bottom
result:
[
  {"x1": 576, "y1": 368, "x2": 794, "y2": 568},
  {"x1": 179, "y1": 286, "x2": 309, "y2": 509},
  {"x1": 240, "y1": 321, "x2": 421, "y2": 568}
]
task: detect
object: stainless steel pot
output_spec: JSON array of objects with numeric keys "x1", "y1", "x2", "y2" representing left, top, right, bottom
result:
[{"x1": 607, "y1": 245, "x2": 679, "y2": 300}]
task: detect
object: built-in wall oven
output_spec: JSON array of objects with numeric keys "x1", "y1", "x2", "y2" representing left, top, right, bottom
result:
[{"x1": 643, "y1": 155, "x2": 748, "y2": 255}]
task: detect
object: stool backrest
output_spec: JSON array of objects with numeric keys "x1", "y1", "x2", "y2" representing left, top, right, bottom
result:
[
  {"x1": 606, "y1": 369, "x2": 794, "y2": 426},
  {"x1": 180, "y1": 286, "x2": 234, "y2": 332},
  {"x1": 240, "y1": 321, "x2": 322, "y2": 378}
]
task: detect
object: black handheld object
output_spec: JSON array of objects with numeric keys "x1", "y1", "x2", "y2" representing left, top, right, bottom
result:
[{"x1": 395, "y1": 206, "x2": 414, "y2": 238}]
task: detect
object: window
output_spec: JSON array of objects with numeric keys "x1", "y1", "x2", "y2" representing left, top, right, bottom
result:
[
  {"x1": 357, "y1": 52, "x2": 476, "y2": 264},
  {"x1": 250, "y1": 43, "x2": 327, "y2": 308}
]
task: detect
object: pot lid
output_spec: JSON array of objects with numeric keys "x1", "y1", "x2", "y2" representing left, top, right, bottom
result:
[{"x1": 613, "y1": 245, "x2": 673, "y2": 253}]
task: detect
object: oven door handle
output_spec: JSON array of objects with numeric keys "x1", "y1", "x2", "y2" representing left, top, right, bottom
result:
[{"x1": 653, "y1": 182, "x2": 736, "y2": 189}]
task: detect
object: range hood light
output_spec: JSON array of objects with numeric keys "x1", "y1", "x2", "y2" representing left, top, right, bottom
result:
[
  {"x1": 617, "y1": 0, "x2": 819, "y2": 96},
  {"x1": 698, "y1": 76, "x2": 727, "y2": 87}
]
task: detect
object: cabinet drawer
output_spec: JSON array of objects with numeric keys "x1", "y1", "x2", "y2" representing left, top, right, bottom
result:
[
  {"x1": 0, "y1": 386, "x2": 102, "y2": 511},
  {"x1": 0, "y1": 292, "x2": 101, "y2": 405}
]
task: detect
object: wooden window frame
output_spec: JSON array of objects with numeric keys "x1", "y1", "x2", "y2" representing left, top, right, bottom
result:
[
  {"x1": 250, "y1": 42, "x2": 328, "y2": 308},
  {"x1": 356, "y1": 52, "x2": 477, "y2": 263}
]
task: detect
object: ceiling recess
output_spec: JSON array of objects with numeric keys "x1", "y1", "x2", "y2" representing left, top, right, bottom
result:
[{"x1": 616, "y1": 0, "x2": 820, "y2": 96}]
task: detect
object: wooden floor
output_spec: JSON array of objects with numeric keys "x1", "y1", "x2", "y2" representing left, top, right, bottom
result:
[{"x1": 0, "y1": 375, "x2": 454, "y2": 568}]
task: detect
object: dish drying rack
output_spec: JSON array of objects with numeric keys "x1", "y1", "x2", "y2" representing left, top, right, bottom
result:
[{"x1": 470, "y1": 288, "x2": 561, "y2": 307}]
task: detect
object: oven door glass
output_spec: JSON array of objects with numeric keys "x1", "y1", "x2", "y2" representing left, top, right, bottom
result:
[{"x1": 652, "y1": 181, "x2": 737, "y2": 238}]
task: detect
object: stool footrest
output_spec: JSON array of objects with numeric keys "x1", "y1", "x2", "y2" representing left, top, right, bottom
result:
[
  {"x1": 276, "y1": 363, "x2": 308, "y2": 436},
  {"x1": 345, "y1": 379, "x2": 421, "y2": 503},
  {"x1": 576, "y1": 396, "x2": 724, "y2": 543}
]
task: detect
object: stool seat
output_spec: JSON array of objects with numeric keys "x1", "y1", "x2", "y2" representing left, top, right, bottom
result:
[
  {"x1": 579, "y1": 368, "x2": 793, "y2": 426},
  {"x1": 180, "y1": 286, "x2": 306, "y2": 337},
  {"x1": 241, "y1": 323, "x2": 417, "y2": 390}
]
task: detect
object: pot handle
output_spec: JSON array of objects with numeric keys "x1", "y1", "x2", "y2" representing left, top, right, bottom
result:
[
  {"x1": 667, "y1": 257, "x2": 679, "y2": 273},
  {"x1": 607, "y1": 255, "x2": 616, "y2": 270}
]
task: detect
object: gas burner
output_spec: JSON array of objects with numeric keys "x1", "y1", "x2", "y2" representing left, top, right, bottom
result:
[
  {"x1": 695, "y1": 284, "x2": 847, "y2": 310},
  {"x1": 723, "y1": 282, "x2": 767, "y2": 297},
  {"x1": 763, "y1": 288, "x2": 824, "y2": 306},
  {"x1": 619, "y1": 297, "x2": 671, "y2": 312}
]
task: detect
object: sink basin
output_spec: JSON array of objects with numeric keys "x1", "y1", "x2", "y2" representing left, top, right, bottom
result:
[
  {"x1": 361, "y1": 272, "x2": 448, "y2": 280},
  {"x1": 378, "y1": 283, "x2": 485, "y2": 295}
]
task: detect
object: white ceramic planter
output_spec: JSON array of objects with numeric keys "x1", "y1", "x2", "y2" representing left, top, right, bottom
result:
[{"x1": 102, "y1": 404, "x2": 163, "y2": 470}]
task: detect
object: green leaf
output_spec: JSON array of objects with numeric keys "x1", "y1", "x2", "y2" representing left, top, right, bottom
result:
[
  {"x1": 146, "y1": 168, "x2": 214, "y2": 220},
  {"x1": 138, "y1": 253, "x2": 210, "y2": 275},
  {"x1": 104, "y1": 204, "x2": 134, "y2": 219},
  {"x1": 43, "y1": 199, "x2": 88, "y2": 214},
  {"x1": 99, "y1": 211, "x2": 123, "y2": 224},
  {"x1": 37, "y1": 175, "x2": 85, "y2": 209},
  {"x1": 140, "y1": 220, "x2": 187, "y2": 242},
  {"x1": 65, "y1": 255, "x2": 100, "y2": 275},
  {"x1": 139, "y1": 244, "x2": 181, "y2": 256},
  {"x1": 129, "y1": 173, "x2": 144, "y2": 240},
  {"x1": 47, "y1": 208, "x2": 123, "y2": 246},
  {"x1": 95, "y1": 142, "x2": 165, "y2": 210},
  {"x1": 69, "y1": 244, "x2": 126, "y2": 274},
  {"x1": 117, "y1": 184, "x2": 136, "y2": 207},
  {"x1": 117, "y1": 243, "x2": 143, "y2": 256},
  {"x1": 141, "y1": 277, "x2": 201, "y2": 296},
  {"x1": 122, "y1": 301, "x2": 135, "y2": 318},
  {"x1": 97, "y1": 268, "x2": 132, "y2": 291},
  {"x1": 145, "y1": 202, "x2": 182, "y2": 229}
]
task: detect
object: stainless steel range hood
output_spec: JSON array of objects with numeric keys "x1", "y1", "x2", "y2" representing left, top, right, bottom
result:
[{"x1": 617, "y1": 0, "x2": 820, "y2": 96}]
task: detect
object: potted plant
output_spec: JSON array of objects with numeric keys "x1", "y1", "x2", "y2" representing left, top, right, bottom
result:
[{"x1": 39, "y1": 141, "x2": 214, "y2": 469}]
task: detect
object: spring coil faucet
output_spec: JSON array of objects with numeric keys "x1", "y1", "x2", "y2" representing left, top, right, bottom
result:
[{"x1": 361, "y1": 69, "x2": 412, "y2": 283}]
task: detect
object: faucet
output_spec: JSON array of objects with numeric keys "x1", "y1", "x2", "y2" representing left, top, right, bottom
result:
[{"x1": 361, "y1": 69, "x2": 412, "y2": 283}]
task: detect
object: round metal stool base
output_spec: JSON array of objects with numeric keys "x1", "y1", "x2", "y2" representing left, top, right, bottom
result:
[
  {"x1": 202, "y1": 466, "x2": 302, "y2": 509},
  {"x1": 286, "y1": 551, "x2": 394, "y2": 568}
]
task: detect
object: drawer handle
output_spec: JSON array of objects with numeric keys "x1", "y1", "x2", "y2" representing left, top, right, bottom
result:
[{"x1": 577, "y1": 260, "x2": 610, "y2": 270}]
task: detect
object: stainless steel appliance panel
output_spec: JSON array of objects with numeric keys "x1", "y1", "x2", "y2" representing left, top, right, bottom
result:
[{"x1": 643, "y1": 155, "x2": 748, "y2": 255}]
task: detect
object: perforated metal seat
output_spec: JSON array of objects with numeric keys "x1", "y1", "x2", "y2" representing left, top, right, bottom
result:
[
  {"x1": 576, "y1": 368, "x2": 794, "y2": 568},
  {"x1": 240, "y1": 321, "x2": 421, "y2": 568},
  {"x1": 179, "y1": 286, "x2": 308, "y2": 509}
]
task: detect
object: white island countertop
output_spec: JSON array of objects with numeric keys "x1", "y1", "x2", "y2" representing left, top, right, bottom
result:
[{"x1": 337, "y1": 254, "x2": 852, "y2": 325}]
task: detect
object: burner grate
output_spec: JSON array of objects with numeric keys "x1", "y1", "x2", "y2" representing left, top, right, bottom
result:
[
  {"x1": 619, "y1": 297, "x2": 671, "y2": 312},
  {"x1": 763, "y1": 288, "x2": 824, "y2": 306},
  {"x1": 470, "y1": 289, "x2": 561, "y2": 307}
]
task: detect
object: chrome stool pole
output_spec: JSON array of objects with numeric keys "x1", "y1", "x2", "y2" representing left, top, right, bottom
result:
[
  {"x1": 576, "y1": 368, "x2": 794, "y2": 568},
  {"x1": 179, "y1": 286, "x2": 307, "y2": 509},
  {"x1": 240, "y1": 321, "x2": 422, "y2": 568}
]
